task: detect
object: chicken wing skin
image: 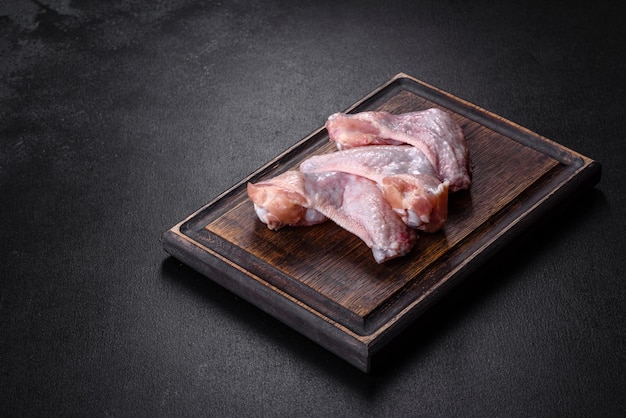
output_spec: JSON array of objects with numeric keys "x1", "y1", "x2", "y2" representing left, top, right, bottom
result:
[
  {"x1": 246, "y1": 171, "x2": 327, "y2": 230},
  {"x1": 325, "y1": 109, "x2": 471, "y2": 192},
  {"x1": 300, "y1": 145, "x2": 448, "y2": 232},
  {"x1": 247, "y1": 170, "x2": 416, "y2": 263},
  {"x1": 304, "y1": 171, "x2": 417, "y2": 263}
]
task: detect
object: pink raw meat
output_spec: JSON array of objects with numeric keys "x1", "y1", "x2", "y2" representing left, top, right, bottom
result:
[
  {"x1": 325, "y1": 108, "x2": 471, "y2": 192},
  {"x1": 247, "y1": 171, "x2": 416, "y2": 263},
  {"x1": 247, "y1": 171, "x2": 327, "y2": 230},
  {"x1": 300, "y1": 145, "x2": 448, "y2": 232}
]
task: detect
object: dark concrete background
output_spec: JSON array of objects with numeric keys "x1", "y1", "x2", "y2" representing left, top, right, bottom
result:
[{"x1": 2, "y1": 0, "x2": 625, "y2": 416}]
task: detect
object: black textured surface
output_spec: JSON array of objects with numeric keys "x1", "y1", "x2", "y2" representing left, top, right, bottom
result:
[{"x1": 1, "y1": 1, "x2": 625, "y2": 416}]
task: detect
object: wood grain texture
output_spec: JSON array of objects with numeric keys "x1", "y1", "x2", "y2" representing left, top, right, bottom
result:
[{"x1": 161, "y1": 73, "x2": 601, "y2": 372}]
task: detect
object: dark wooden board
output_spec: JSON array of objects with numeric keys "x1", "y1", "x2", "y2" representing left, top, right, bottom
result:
[{"x1": 161, "y1": 73, "x2": 601, "y2": 372}]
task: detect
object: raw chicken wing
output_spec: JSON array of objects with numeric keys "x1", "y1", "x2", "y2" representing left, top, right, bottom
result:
[
  {"x1": 303, "y1": 171, "x2": 416, "y2": 263},
  {"x1": 325, "y1": 108, "x2": 471, "y2": 192},
  {"x1": 247, "y1": 171, "x2": 416, "y2": 263},
  {"x1": 300, "y1": 145, "x2": 448, "y2": 232}
]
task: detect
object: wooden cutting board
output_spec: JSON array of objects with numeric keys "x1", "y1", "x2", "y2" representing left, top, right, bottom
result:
[{"x1": 161, "y1": 73, "x2": 601, "y2": 372}]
